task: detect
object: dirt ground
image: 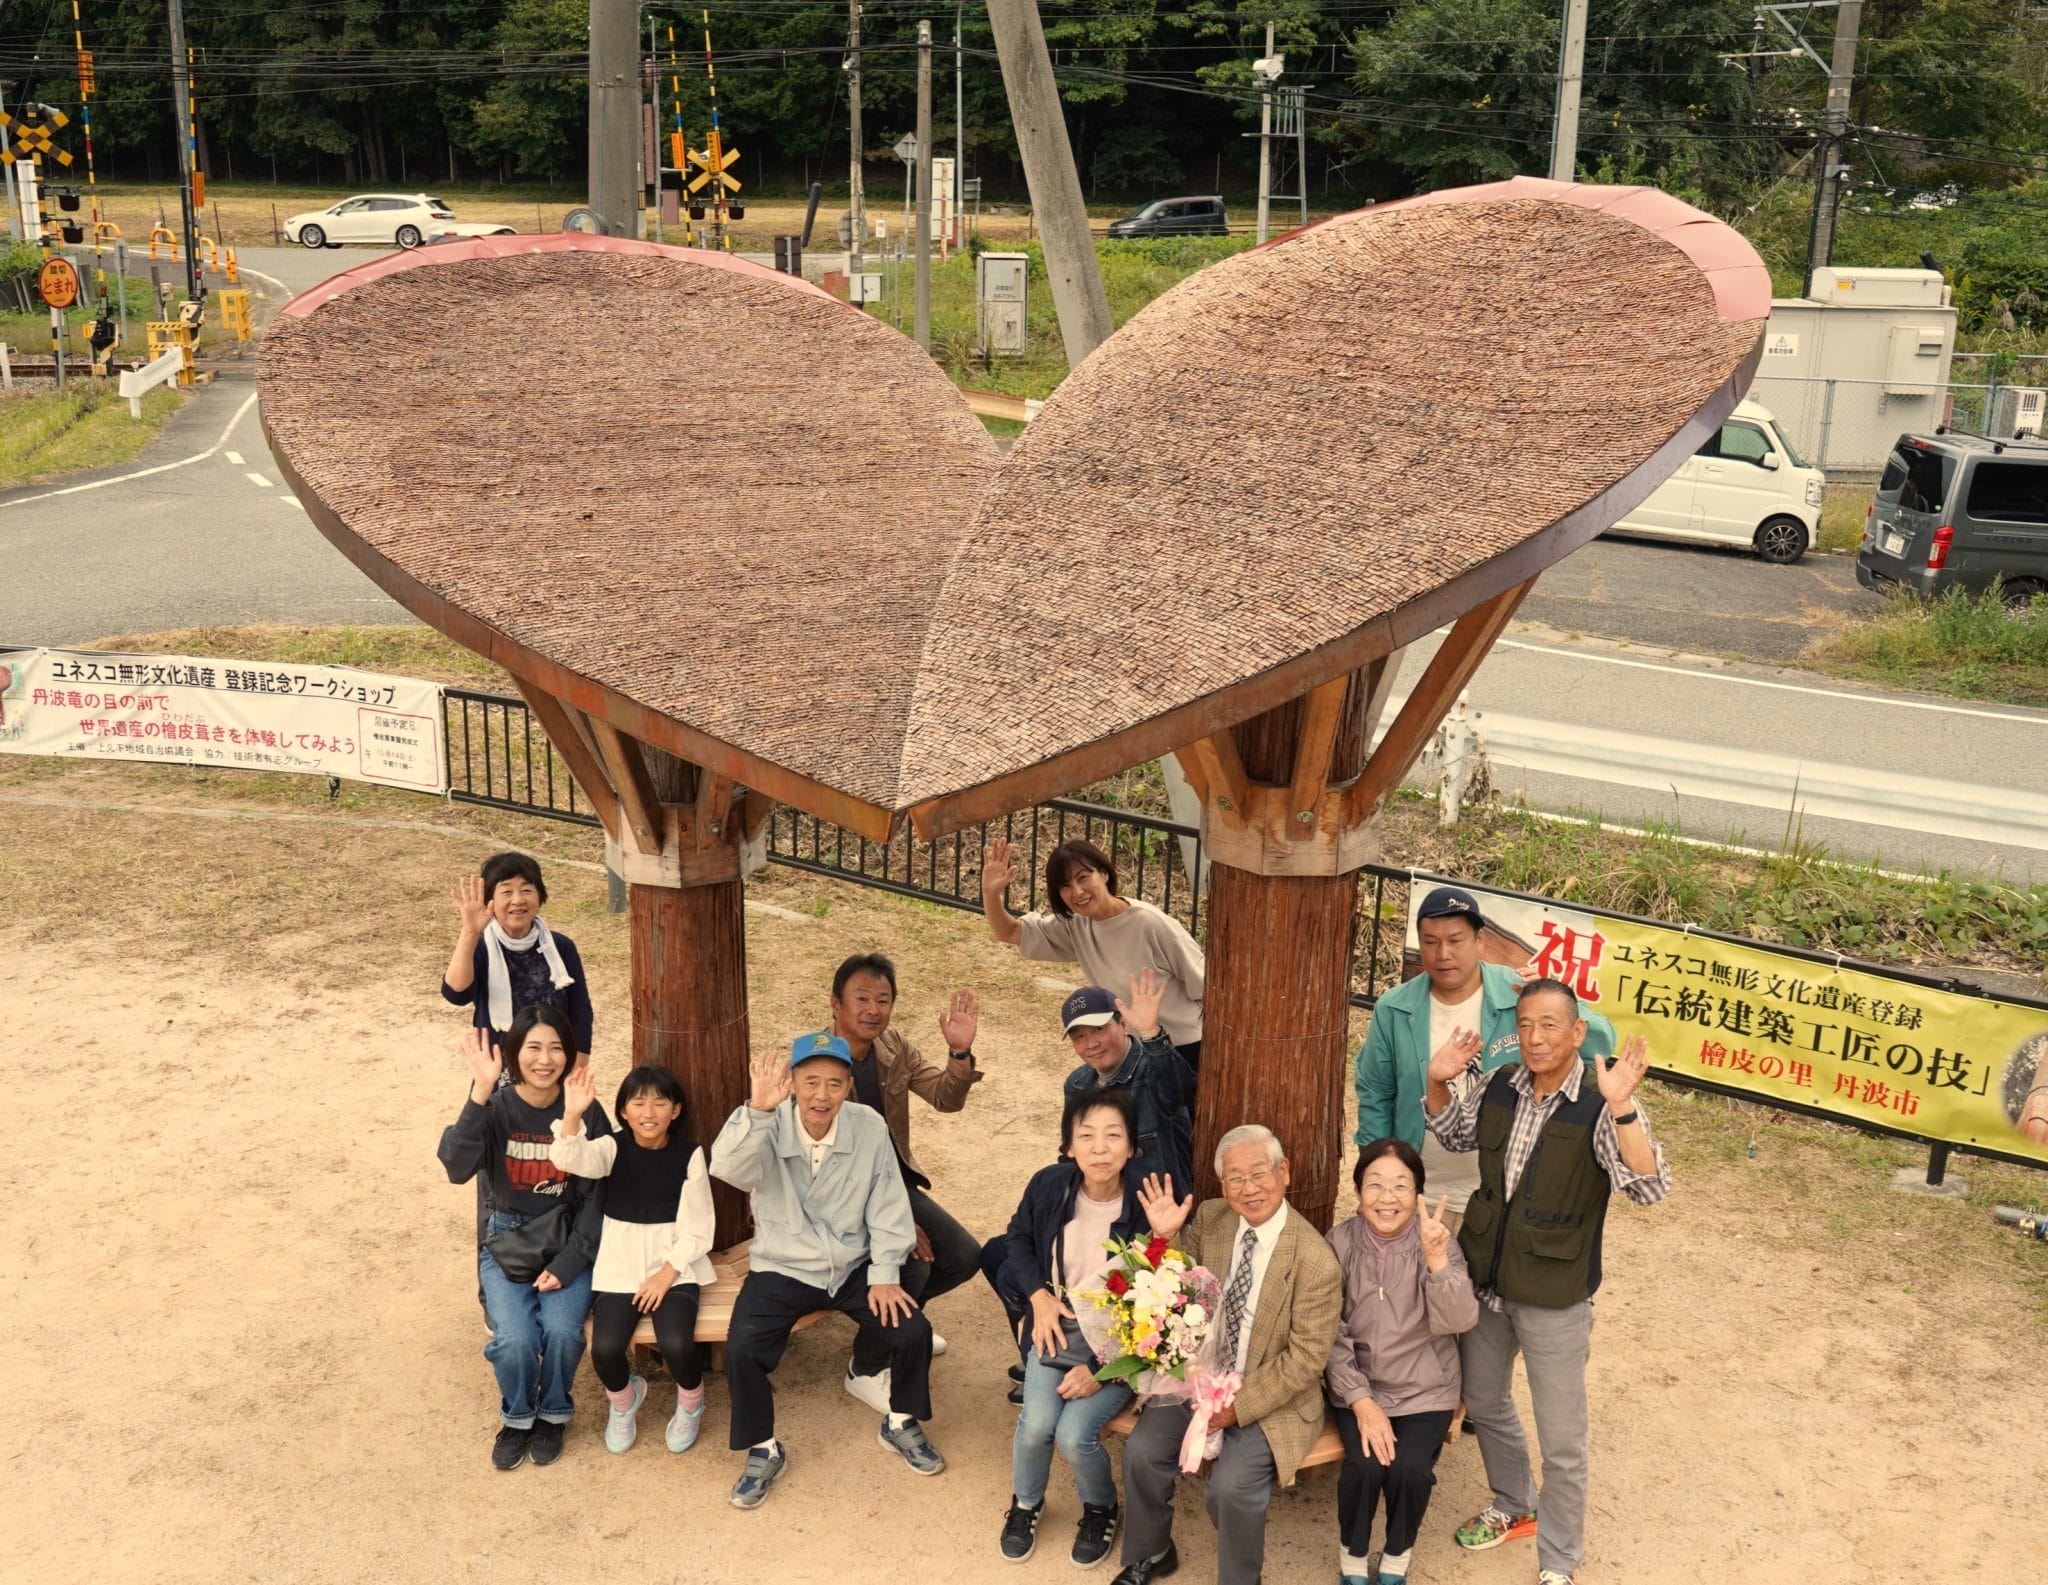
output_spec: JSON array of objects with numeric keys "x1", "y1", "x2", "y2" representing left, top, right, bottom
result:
[{"x1": 4, "y1": 770, "x2": 2046, "y2": 1585}]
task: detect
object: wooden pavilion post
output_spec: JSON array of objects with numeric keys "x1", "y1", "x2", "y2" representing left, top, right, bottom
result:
[
  {"x1": 1179, "y1": 581, "x2": 1534, "y2": 1231},
  {"x1": 513, "y1": 677, "x2": 769, "y2": 1247}
]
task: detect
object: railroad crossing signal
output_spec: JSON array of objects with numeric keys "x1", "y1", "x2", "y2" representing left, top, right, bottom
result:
[
  {"x1": 0, "y1": 106, "x2": 74, "y2": 167},
  {"x1": 686, "y1": 140, "x2": 741, "y2": 195}
]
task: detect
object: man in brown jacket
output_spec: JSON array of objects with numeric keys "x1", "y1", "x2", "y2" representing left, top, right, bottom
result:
[
  {"x1": 1112, "y1": 1124, "x2": 1343, "y2": 1585},
  {"x1": 829, "y1": 952, "x2": 985, "y2": 1411}
]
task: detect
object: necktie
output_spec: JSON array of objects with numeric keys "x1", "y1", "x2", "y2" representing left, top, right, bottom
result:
[{"x1": 1217, "y1": 1227, "x2": 1259, "y2": 1366}]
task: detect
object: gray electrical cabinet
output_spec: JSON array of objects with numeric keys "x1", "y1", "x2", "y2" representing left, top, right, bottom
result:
[{"x1": 977, "y1": 251, "x2": 1029, "y2": 357}]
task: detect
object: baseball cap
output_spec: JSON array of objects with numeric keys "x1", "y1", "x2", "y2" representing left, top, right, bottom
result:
[
  {"x1": 789, "y1": 1030, "x2": 854, "y2": 1067},
  {"x1": 1060, "y1": 986, "x2": 1120, "y2": 1036},
  {"x1": 1416, "y1": 885, "x2": 1486, "y2": 931}
]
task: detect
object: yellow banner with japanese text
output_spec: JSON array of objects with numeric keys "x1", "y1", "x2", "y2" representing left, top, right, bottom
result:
[{"x1": 1429, "y1": 883, "x2": 2048, "y2": 1165}]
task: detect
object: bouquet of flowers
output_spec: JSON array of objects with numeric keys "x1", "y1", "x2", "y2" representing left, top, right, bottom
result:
[{"x1": 1075, "y1": 1233, "x2": 1240, "y2": 1470}]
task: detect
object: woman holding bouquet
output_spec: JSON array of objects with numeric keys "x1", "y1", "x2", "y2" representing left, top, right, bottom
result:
[
  {"x1": 1325, "y1": 1139, "x2": 1480, "y2": 1585},
  {"x1": 996, "y1": 1088, "x2": 1176, "y2": 1569}
]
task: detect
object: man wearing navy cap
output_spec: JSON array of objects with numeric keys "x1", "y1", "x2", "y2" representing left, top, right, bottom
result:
[
  {"x1": 1354, "y1": 886, "x2": 1615, "y2": 1233},
  {"x1": 712, "y1": 1031, "x2": 944, "y2": 1508}
]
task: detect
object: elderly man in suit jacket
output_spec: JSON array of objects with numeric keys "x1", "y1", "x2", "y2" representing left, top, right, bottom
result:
[{"x1": 1111, "y1": 1124, "x2": 1343, "y2": 1585}]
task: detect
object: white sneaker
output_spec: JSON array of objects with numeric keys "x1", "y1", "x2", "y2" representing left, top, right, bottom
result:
[
  {"x1": 931, "y1": 1332, "x2": 949, "y2": 1356},
  {"x1": 604, "y1": 1375, "x2": 646, "y2": 1454},
  {"x1": 844, "y1": 1364, "x2": 893, "y2": 1414}
]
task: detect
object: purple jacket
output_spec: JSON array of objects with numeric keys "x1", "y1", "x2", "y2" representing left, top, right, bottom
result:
[{"x1": 1324, "y1": 1215, "x2": 1479, "y2": 1417}]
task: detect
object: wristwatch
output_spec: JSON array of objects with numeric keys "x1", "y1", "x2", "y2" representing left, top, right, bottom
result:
[
  {"x1": 949, "y1": 1046, "x2": 974, "y2": 1063},
  {"x1": 1612, "y1": 1109, "x2": 1639, "y2": 1127}
]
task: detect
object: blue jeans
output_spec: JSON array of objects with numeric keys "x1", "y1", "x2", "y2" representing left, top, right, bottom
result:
[
  {"x1": 477, "y1": 1212, "x2": 594, "y2": 1429},
  {"x1": 1012, "y1": 1355, "x2": 1134, "y2": 1510}
]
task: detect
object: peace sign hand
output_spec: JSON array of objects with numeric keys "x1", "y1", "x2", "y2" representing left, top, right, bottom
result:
[
  {"x1": 460, "y1": 1027, "x2": 502, "y2": 1103},
  {"x1": 1416, "y1": 1193, "x2": 1452, "y2": 1271},
  {"x1": 1427, "y1": 1027, "x2": 1481, "y2": 1085},
  {"x1": 1597, "y1": 1034, "x2": 1652, "y2": 1110},
  {"x1": 980, "y1": 838, "x2": 1017, "y2": 902},
  {"x1": 748, "y1": 1048, "x2": 794, "y2": 1113},
  {"x1": 560, "y1": 1063, "x2": 597, "y2": 1135}
]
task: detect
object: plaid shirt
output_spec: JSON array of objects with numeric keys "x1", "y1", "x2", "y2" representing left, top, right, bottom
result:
[{"x1": 1426, "y1": 1059, "x2": 1670, "y2": 1310}]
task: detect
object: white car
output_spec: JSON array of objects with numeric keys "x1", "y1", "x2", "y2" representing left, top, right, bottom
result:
[
  {"x1": 284, "y1": 194, "x2": 517, "y2": 250},
  {"x1": 1607, "y1": 398, "x2": 1826, "y2": 564}
]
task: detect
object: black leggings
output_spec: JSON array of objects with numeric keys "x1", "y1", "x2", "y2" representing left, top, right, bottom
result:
[{"x1": 589, "y1": 1284, "x2": 703, "y2": 1392}]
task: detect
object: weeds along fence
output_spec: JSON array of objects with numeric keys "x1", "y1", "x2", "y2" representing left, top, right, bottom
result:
[{"x1": 441, "y1": 687, "x2": 2048, "y2": 1188}]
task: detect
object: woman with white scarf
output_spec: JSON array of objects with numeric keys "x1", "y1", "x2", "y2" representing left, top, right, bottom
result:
[{"x1": 443, "y1": 851, "x2": 593, "y2": 1068}]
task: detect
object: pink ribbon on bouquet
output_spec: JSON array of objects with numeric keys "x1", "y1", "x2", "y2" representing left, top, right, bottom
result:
[{"x1": 1178, "y1": 1369, "x2": 1243, "y2": 1473}]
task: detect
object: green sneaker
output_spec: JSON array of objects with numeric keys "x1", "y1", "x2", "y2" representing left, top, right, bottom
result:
[{"x1": 1454, "y1": 1504, "x2": 1537, "y2": 1550}]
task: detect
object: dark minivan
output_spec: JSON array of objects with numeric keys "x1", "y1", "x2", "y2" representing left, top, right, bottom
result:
[
  {"x1": 1106, "y1": 196, "x2": 1229, "y2": 238},
  {"x1": 1856, "y1": 432, "x2": 2048, "y2": 607}
]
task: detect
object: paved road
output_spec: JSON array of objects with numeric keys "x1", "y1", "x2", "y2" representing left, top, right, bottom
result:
[{"x1": 6, "y1": 243, "x2": 2041, "y2": 881}]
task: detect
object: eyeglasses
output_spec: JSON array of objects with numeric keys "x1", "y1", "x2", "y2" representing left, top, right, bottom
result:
[
  {"x1": 1221, "y1": 1166, "x2": 1278, "y2": 1192},
  {"x1": 1359, "y1": 1181, "x2": 1415, "y2": 1200}
]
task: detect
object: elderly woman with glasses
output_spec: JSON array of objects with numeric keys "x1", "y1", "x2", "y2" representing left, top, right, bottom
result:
[{"x1": 1324, "y1": 1138, "x2": 1480, "y2": 1585}]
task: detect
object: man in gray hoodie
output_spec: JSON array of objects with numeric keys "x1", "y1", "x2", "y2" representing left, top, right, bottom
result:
[{"x1": 713, "y1": 1031, "x2": 945, "y2": 1509}]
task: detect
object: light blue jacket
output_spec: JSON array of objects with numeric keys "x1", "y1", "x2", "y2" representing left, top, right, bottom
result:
[
  {"x1": 710, "y1": 1099, "x2": 914, "y2": 1293},
  {"x1": 1354, "y1": 961, "x2": 1616, "y2": 1150}
]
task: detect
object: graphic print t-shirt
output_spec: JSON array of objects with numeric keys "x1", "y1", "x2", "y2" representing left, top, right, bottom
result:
[{"x1": 491, "y1": 1088, "x2": 582, "y2": 1216}]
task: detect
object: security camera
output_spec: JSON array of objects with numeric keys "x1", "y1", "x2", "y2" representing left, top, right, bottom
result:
[{"x1": 1251, "y1": 54, "x2": 1284, "y2": 84}]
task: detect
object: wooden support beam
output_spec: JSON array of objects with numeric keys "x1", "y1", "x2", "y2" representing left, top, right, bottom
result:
[
  {"x1": 589, "y1": 718, "x2": 665, "y2": 856},
  {"x1": 737, "y1": 788, "x2": 776, "y2": 845},
  {"x1": 1343, "y1": 579, "x2": 1534, "y2": 826},
  {"x1": 694, "y1": 773, "x2": 736, "y2": 851},
  {"x1": 1170, "y1": 747, "x2": 1212, "y2": 806},
  {"x1": 510, "y1": 677, "x2": 620, "y2": 837},
  {"x1": 1185, "y1": 732, "x2": 1252, "y2": 828},
  {"x1": 1285, "y1": 675, "x2": 1350, "y2": 836}
]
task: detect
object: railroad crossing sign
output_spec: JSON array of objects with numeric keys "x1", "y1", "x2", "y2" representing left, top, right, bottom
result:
[
  {"x1": 686, "y1": 140, "x2": 741, "y2": 195},
  {"x1": 38, "y1": 258, "x2": 79, "y2": 310},
  {"x1": 0, "y1": 105, "x2": 74, "y2": 167}
]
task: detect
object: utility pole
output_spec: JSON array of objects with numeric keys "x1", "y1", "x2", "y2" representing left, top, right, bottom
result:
[
  {"x1": 589, "y1": 0, "x2": 640, "y2": 236},
  {"x1": 1804, "y1": 0, "x2": 1862, "y2": 295},
  {"x1": 984, "y1": 0, "x2": 1112, "y2": 365},
  {"x1": 915, "y1": 19, "x2": 933, "y2": 349},
  {"x1": 1549, "y1": 0, "x2": 1588, "y2": 182},
  {"x1": 165, "y1": 0, "x2": 199, "y2": 300},
  {"x1": 954, "y1": 1, "x2": 964, "y2": 247},
  {"x1": 1256, "y1": 20, "x2": 1274, "y2": 244},
  {"x1": 848, "y1": 0, "x2": 865, "y2": 275}
]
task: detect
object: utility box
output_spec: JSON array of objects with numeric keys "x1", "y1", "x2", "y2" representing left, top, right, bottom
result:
[
  {"x1": 1994, "y1": 386, "x2": 2047, "y2": 439},
  {"x1": 1745, "y1": 267, "x2": 1958, "y2": 479},
  {"x1": 977, "y1": 250, "x2": 1028, "y2": 357}
]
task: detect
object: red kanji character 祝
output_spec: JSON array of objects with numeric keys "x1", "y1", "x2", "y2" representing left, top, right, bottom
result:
[{"x1": 1533, "y1": 921, "x2": 1606, "y2": 1003}]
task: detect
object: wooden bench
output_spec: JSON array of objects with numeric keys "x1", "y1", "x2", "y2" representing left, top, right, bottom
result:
[
  {"x1": 1101, "y1": 1401, "x2": 1461, "y2": 1471},
  {"x1": 582, "y1": 1240, "x2": 831, "y2": 1370}
]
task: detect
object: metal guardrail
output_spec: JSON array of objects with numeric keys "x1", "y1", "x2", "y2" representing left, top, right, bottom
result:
[{"x1": 437, "y1": 685, "x2": 2043, "y2": 1177}]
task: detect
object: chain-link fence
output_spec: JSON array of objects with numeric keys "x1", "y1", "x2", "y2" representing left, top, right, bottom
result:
[{"x1": 1747, "y1": 373, "x2": 2044, "y2": 483}]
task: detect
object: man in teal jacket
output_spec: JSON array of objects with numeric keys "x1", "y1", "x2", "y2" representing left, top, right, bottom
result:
[{"x1": 1354, "y1": 888, "x2": 1614, "y2": 1230}]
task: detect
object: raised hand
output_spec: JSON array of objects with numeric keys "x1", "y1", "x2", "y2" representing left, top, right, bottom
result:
[
  {"x1": 747, "y1": 1048, "x2": 794, "y2": 1113},
  {"x1": 938, "y1": 989, "x2": 980, "y2": 1054},
  {"x1": 460, "y1": 1027, "x2": 502, "y2": 1102},
  {"x1": 1416, "y1": 1193, "x2": 1452, "y2": 1271},
  {"x1": 1426, "y1": 1026, "x2": 1482, "y2": 1085},
  {"x1": 560, "y1": 1064, "x2": 597, "y2": 1134},
  {"x1": 1136, "y1": 1172, "x2": 1193, "y2": 1240},
  {"x1": 451, "y1": 873, "x2": 491, "y2": 934},
  {"x1": 980, "y1": 837, "x2": 1017, "y2": 902},
  {"x1": 1597, "y1": 1033, "x2": 1652, "y2": 1110},
  {"x1": 1116, "y1": 967, "x2": 1167, "y2": 1041}
]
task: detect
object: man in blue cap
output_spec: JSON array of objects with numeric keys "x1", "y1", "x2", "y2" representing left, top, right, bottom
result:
[
  {"x1": 712, "y1": 1031, "x2": 944, "y2": 1508},
  {"x1": 1354, "y1": 887, "x2": 1615, "y2": 1232}
]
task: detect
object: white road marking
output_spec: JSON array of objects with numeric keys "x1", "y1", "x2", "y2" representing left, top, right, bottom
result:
[
  {"x1": 225, "y1": 450, "x2": 244, "y2": 465},
  {"x1": 0, "y1": 391, "x2": 259, "y2": 511},
  {"x1": 245, "y1": 472, "x2": 273, "y2": 488},
  {"x1": 1495, "y1": 637, "x2": 2047, "y2": 726}
]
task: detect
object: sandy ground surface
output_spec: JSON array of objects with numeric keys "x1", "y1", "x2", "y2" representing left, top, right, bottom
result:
[{"x1": 5, "y1": 780, "x2": 2046, "y2": 1585}]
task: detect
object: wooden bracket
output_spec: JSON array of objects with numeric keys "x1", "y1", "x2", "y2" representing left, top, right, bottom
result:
[
  {"x1": 510, "y1": 678, "x2": 620, "y2": 837},
  {"x1": 1182, "y1": 733, "x2": 1252, "y2": 829},
  {"x1": 589, "y1": 718, "x2": 665, "y2": 856},
  {"x1": 1285, "y1": 674, "x2": 1350, "y2": 838},
  {"x1": 1343, "y1": 578, "x2": 1534, "y2": 826},
  {"x1": 694, "y1": 772, "x2": 736, "y2": 851}
]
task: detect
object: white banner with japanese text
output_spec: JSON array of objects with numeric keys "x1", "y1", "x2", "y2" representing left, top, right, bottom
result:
[{"x1": 0, "y1": 647, "x2": 447, "y2": 793}]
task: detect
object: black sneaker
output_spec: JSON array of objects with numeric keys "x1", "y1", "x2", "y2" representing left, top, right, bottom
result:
[
  {"x1": 1008, "y1": 1362, "x2": 1026, "y2": 1383},
  {"x1": 491, "y1": 1425, "x2": 532, "y2": 1471},
  {"x1": 1007, "y1": 1381, "x2": 1024, "y2": 1406},
  {"x1": 1073, "y1": 1502, "x2": 1119, "y2": 1568},
  {"x1": 1000, "y1": 1499, "x2": 1043, "y2": 1562},
  {"x1": 528, "y1": 1419, "x2": 566, "y2": 1466}
]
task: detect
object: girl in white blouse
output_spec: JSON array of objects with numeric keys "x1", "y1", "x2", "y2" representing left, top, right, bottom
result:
[{"x1": 553, "y1": 1064, "x2": 718, "y2": 1455}]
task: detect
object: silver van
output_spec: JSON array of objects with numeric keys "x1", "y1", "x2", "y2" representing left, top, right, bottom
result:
[{"x1": 1856, "y1": 432, "x2": 2048, "y2": 606}]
